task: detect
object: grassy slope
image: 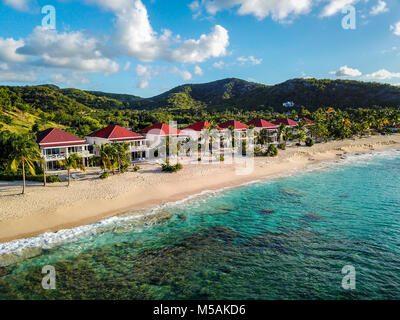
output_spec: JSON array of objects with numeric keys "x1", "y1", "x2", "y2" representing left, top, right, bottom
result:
[{"x1": 0, "y1": 109, "x2": 65, "y2": 134}]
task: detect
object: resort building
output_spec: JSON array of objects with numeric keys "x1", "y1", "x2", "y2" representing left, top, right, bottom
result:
[
  {"x1": 272, "y1": 118, "x2": 298, "y2": 128},
  {"x1": 218, "y1": 120, "x2": 248, "y2": 131},
  {"x1": 181, "y1": 121, "x2": 222, "y2": 139},
  {"x1": 247, "y1": 119, "x2": 278, "y2": 144},
  {"x1": 300, "y1": 118, "x2": 313, "y2": 125},
  {"x1": 86, "y1": 125, "x2": 149, "y2": 162},
  {"x1": 37, "y1": 128, "x2": 93, "y2": 170},
  {"x1": 141, "y1": 123, "x2": 182, "y2": 138}
]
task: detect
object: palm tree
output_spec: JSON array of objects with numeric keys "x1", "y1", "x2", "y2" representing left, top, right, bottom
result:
[
  {"x1": 282, "y1": 127, "x2": 293, "y2": 143},
  {"x1": 40, "y1": 157, "x2": 47, "y2": 187},
  {"x1": 297, "y1": 130, "x2": 306, "y2": 145},
  {"x1": 97, "y1": 144, "x2": 117, "y2": 175},
  {"x1": 277, "y1": 123, "x2": 286, "y2": 143},
  {"x1": 258, "y1": 129, "x2": 270, "y2": 146},
  {"x1": 9, "y1": 134, "x2": 41, "y2": 194},
  {"x1": 112, "y1": 142, "x2": 130, "y2": 174},
  {"x1": 59, "y1": 154, "x2": 86, "y2": 187}
]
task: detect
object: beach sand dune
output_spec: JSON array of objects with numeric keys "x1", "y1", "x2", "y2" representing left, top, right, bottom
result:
[{"x1": 1, "y1": 135, "x2": 399, "y2": 243}]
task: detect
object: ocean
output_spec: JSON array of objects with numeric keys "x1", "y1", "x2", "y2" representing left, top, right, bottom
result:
[{"x1": 1, "y1": 149, "x2": 400, "y2": 300}]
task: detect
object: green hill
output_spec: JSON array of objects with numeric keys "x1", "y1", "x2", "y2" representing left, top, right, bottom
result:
[
  {"x1": 2, "y1": 78, "x2": 400, "y2": 135},
  {"x1": 125, "y1": 78, "x2": 400, "y2": 111}
]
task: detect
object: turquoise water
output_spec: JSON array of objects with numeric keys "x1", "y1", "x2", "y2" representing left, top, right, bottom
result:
[{"x1": 1, "y1": 150, "x2": 400, "y2": 299}]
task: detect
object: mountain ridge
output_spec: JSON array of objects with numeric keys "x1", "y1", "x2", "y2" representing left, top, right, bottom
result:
[{"x1": 83, "y1": 77, "x2": 400, "y2": 111}]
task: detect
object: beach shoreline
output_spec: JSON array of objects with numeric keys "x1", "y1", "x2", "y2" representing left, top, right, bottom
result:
[{"x1": 1, "y1": 134, "x2": 400, "y2": 244}]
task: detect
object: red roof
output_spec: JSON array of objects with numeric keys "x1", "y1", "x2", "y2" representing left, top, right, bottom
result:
[
  {"x1": 273, "y1": 118, "x2": 298, "y2": 127},
  {"x1": 247, "y1": 119, "x2": 278, "y2": 129},
  {"x1": 301, "y1": 118, "x2": 313, "y2": 124},
  {"x1": 141, "y1": 123, "x2": 181, "y2": 136},
  {"x1": 37, "y1": 128, "x2": 87, "y2": 147},
  {"x1": 218, "y1": 120, "x2": 248, "y2": 130},
  {"x1": 88, "y1": 125, "x2": 144, "y2": 141},
  {"x1": 182, "y1": 121, "x2": 222, "y2": 132}
]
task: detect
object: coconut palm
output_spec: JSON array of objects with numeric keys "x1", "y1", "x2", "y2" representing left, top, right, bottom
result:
[
  {"x1": 9, "y1": 134, "x2": 41, "y2": 194},
  {"x1": 112, "y1": 142, "x2": 130, "y2": 174},
  {"x1": 282, "y1": 126, "x2": 293, "y2": 143},
  {"x1": 277, "y1": 123, "x2": 286, "y2": 143},
  {"x1": 258, "y1": 129, "x2": 270, "y2": 146},
  {"x1": 59, "y1": 154, "x2": 86, "y2": 187},
  {"x1": 40, "y1": 157, "x2": 47, "y2": 187},
  {"x1": 97, "y1": 144, "x2": 117, "y2": 175}
]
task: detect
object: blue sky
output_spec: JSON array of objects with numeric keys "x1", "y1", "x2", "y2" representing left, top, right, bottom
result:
[{"x1": 0, "y1": 0, "x2": 400, "y2": 97}]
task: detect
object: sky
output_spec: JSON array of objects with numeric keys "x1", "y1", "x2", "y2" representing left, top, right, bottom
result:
[{"x1": 0, "y1": 0, "x2": 400, "y2": 97}]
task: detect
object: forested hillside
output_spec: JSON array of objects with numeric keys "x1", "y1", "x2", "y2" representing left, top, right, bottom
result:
[{"x1": 1, "y1": 78, "x2": 400, "y2": 137}]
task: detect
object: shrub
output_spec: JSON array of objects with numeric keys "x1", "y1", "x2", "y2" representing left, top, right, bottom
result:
[
  {"x1": 220, "y1": 155, "x2": 225, "y2": 162},
  {"x1": 277, "y1": 143, "x2": 286, "y2": 150},
  {"x1": 296, "y1": 143, "x2": 301, "y2": 146},
  {"x1": 0, "y1": 173, "x2": 60, "y2": 183},
  {"x1": 161, "y1": 160, "x2": 183, "y2": 173},
  {"x1": 305, "y1": 137, "x2": 315, "y2": 147},
  {"x1": 132, "y1": 166, "x2": 141, "y2": 172},
  {"x1": 267, "y1": 144, "x2": 278, "y2": 157},
  {"x1": 254, "y1": 146, "x2": 266, "y2": 157},
  {"x1": 45, "y1": 175, "x2": 61, "y2": 183},
  {"x1": 100, "y1": 171, "x2": 110, "y2": 179}
]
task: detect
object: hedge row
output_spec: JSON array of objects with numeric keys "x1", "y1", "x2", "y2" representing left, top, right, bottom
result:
[{"x1": 0, "y1": 173, "x2": 60, "y2": 183}]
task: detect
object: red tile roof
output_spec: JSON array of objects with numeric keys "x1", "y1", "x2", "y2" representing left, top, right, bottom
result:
[
  {"x1": 273, "y1": 118, "x2": 298, "y2": 127},
  {"x1": 182, "y1": 121, "x2": 211, "y2": 132},
  {"x1": 37, "y1": 128, "x2": 87, "y2": 147},
  {"x1": 88, "y1": 125, "x2": 144, "y2": 141},
  {"x1": 141, "y1": 123, "x2": 181, "y2": 136},
  {"x1": 182, "y1": 121, "x2": 222, "y2": 132},
  {"x1": 218, "y1": 120, "x2": 248, "y2": 130},
  {"x1": 301, "y1": 118, "x2": 313, "y2": 124},
  {"x1": 247, "y1": 119, "x2": 278, "y2": 129}
]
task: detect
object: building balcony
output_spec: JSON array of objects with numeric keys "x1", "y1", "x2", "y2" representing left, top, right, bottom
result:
[
  {"x1": 129, "y1": 145, "x2": 149, "y2": 152},
  {"x1": 42, "y1": 151, "x2": 94, "y2": 162}
]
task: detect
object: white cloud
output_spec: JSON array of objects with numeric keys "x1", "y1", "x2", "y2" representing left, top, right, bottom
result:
[
  {"x1": 331, "y1": 65, "x2": 362, "y2": 77},
  {"x1": 320, "y1": 0, "x2": 359, "y2": 18},
  {"x1": 0, "y1": 38, "x2": 27, "y2": 63},
  {"x1": 88, "y1": 0, "x2": 229, "y2": 63},
  {"x1": 50, "y1": 73, "x2": 90, "y2": 86},
  {"x1": 172, "y1": 67, "x2": 192, "y2": 81},
  {"x1": 194, "y1": 65, "x2": 204, "y2": 76},
  {"x1": 168, "y1": 25, "x2": 229, "y2": 63},
  {"x1": 16, "y1": 27, "x2": 119, "y2": 74},
  {"x1": 370, "y1": 0, "x2": 388, "y2": 15},
  {"x1": 365, "y1": 69, "x2": 400, "y2": 80},
  {"x1": 0, "y1": 65, "x2": 37, "y2": 83},
  {"x1": 3, "y1": 0, "x2": 31, "y2": 11},
  {"x1": 390, "y1": 22, "x2": 400, "y2": 36},
  {"x1": 192, "y1": 0, "x2": 313, "y2": 22},
  {"x1": 213, "y1": 61, "x2": 225, "y2": 69},
  {"x1": 237, "y1": 55, "x2": 262, "y2": 65},
  {"x1": 135, "y1": 64, "x2": 159, "y2": 89}
]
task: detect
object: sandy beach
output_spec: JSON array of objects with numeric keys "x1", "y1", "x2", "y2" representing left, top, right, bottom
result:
[{"x1": 1, "y1": 134, "x2": 400, "y2": 244}]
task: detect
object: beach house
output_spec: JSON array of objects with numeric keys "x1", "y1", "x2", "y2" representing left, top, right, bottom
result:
[
  {"x1": 247, "y1": 119, "x2": 278, "y2": 144},
  {"x1": 86, "y1": 125, "x2": 149, "y2": 162},
  {"x1": 218, "y1": 120, "x2": 248, "y2": 131},
  {"x1": 272, "y1": 118, "x2": 298, "y2": 128},
  {"x1": 37, "y1": 128, "x2": 93, "y2": 170}
]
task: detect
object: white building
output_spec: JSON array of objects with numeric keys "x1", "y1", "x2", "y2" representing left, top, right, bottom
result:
[{"x1": 37, "y1": 128, "x2": 93, "y2": 170}]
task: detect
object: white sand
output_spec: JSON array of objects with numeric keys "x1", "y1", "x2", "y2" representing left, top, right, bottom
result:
[{"x1": 1, "y1": 134, "x2": 399, "y2": 243}]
